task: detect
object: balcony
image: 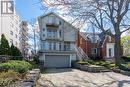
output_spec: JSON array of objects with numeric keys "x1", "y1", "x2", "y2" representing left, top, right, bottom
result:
[
  {"x1": 46, "y1": 36, "x2": 60, "y2": 40},
  {"x1": 40, "y1": 44, "x2": 76, "y2": 53},
  {"x1": 46, "y1": 18, "x2": 59, "y2": 27}
]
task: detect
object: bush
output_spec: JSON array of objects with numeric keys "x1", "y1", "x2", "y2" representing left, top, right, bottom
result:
[
  {"x1": 77, "y1": 61, "x2": 90, "y2": 65},
  {"x1": 33, "y1": 56, "x2": 39, "y2": 64},
  {"x1": 0, "y1": 70, "x2": 20, "y2": 86},
  {"x1": 77, "y1": 60, "x2": 115, "y2": 69},
  {"x1": 120, "y1": 63, "x2": 130, "y2": 71},
  {"x1": 0, "y1": 60, "x2": 32, "y2": 73},
  {"x1": 121, "y1": 56, "x2": 130, "y2": 62}
]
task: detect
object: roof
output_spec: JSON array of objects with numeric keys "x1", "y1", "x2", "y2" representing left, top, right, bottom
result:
[
  {"x1": 79, "y1": 32, "x2": 108, "y2": 46},
  {"x1": 80, "y1": 32, "x2": 100, "y2": 41},
  {"x1": 38, "y1": 12, "x2": 78, "y2": 31}
]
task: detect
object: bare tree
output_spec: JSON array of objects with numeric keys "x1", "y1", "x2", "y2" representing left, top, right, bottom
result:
[{"x1": 41, "y1": 0, "x2": 130, "y2": 66}]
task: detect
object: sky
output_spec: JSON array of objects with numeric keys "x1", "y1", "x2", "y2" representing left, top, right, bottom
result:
[{"x1": 15, "y1": 0, "x2": 43, "y2": 22}]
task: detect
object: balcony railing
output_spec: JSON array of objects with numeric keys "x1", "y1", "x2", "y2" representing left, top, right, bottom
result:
[
  {"x1": 46, "y1": 36, "x2": 60, "y2": 40},
  {"x1": 40, "y1": 44, "x2": 76, "y2": 52}
]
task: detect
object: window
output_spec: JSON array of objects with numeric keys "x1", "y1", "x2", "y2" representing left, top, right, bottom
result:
[
  {"x1": 42, "y1": 42, "x2": 46, "y2": 50},
  {"x1": 59, "y1": 43, "x2": 62, "y2": 51},
  {"x1": 49, "y1": 42, "x2": 52, "y2": 50},
  {"x1": 47, "y1": 42, "x2": 57, "y2": 50},
  {"x1": 10, "y1": 31, "x2": 13, "y2": 35},
  {"x1": 64, "y1": 42, "x2": 70, "y2": 51},
  {"x1": 47, "y1": 29, "x2": 57, "y2": 38},
  {"x1": 59, "y1": 21, "x2": 62, "y2": 25},
  {"x1": 109, "y1": 48, "x2": 112, "y2": 57},
  {"x1": 10, "y1": 39, "x2": 13, "y2": 44},
  {"x1": 91, "y1": 48, "x2": 97, "y2": 54},
  {"x1": 59, "y1": 30, "x2": 62, "y2": 37},
  {"x1": 43, "y1": 34, "x2": 45, "y2": 37},
  {"x1": 53, "y1": 42, "x2": 56, "y2": 50}
]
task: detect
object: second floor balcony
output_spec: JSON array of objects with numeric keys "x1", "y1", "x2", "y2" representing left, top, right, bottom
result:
[{"x1": 40, "y1": 43, "x2": 76, "y2": 53}]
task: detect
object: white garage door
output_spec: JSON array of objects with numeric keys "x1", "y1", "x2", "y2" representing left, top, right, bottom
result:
[{"x1": 45, "y1": 55, "x2": 70, "y2": 68}]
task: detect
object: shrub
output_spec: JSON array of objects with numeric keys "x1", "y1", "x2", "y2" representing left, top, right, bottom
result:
[
  {"x1": 0, "y1": 60, "x2": 32, "y2": 73},
  {"x1": 0, "y1": 70, "x2": 20, "y2": 86},
  {"x1": 77, "y1": 60, "x2": 115, "y2": 69},
  {"x1": 120, "y1": 63, "x2": 130, "y2": 71},
  {"x1": 121, "y1": 56, "x2": 130, "y2": 62},
  {"x1": 77, "y1": 61, "x2": 90, "y2": 65},
  {"x1": 10, "y1": 44, "x2": 23, "y2": 60},
  {"x1": 33, "y1": 56, "x2": 39, "y2": 64}
]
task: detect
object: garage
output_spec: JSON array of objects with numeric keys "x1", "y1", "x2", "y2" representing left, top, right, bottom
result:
[{"x1": 44, "y1": 55, "x2": 71, "y2": 68}]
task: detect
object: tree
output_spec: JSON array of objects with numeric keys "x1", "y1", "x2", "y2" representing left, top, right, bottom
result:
[
  {"x1": 42, "y1": 0, "x2": 130, "y2": 66},
  {"x1": 121, "y1": 35, "x2": 130, "y2": 56},
  {"x1": 10, "y1": 44, "x2": 23, "y2": 60},
  {"x1": 0, "y1": 34, "x2": 11, "y2": 55}
]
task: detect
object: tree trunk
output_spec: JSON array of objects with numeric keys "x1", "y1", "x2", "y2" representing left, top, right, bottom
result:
[{"x1": 114, "y1": 34, "x2": 122, "y2": 66}]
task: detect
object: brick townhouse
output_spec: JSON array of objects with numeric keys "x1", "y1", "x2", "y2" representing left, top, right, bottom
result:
[{"x1": 77, "y1": 31, "x2": 116, "y2": 60}]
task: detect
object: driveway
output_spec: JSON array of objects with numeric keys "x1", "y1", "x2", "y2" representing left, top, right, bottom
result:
[{"x1": 38, "y1": 68, "x2": 130, "y2": 87}]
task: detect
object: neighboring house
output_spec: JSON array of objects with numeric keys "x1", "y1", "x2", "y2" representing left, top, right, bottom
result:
[
  {"x1": 19, "y1": 21, "x2": 29, "y2": 58},
  {"x1": 0, "y1": 0, "x2": 20, "y2": 47},
  {"x1": 77, "y1": 31, "x2": 115, "y2": 60},
  {"x1": 38, "y1": 12, "x2": 78, "y2": 68}
]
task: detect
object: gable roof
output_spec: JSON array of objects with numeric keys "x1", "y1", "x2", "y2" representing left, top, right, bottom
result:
[
  {"x1": 38, "y1": 12, "x2": 78, "y2": 31},
  {"x1": 79, "y1": 32, "x2": 111, "y2": 46},
  {"x1": 80, "y1": 32, "x2": 100, "y2": 41}
]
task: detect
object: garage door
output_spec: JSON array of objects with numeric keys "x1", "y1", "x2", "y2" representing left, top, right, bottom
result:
[{"x1": 45, "y1": 55, "x2": 70, "y2": 68}]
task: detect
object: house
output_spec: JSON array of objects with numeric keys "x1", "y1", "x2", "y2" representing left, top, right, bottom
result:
[
  {"x1": 77, "y1": 31, "x2": 115, "y2": 60},
  {"x1": 38, "y1": 12, "x2": 78, "y2": 68}
]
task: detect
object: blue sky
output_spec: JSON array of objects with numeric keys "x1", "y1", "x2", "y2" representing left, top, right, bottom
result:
[{"x1": 15, "y1": 0, "x2": 43, "y2": 22}]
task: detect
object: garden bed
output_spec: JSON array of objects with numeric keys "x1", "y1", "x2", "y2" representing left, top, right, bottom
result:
[
  {"x1": 73, "y1": 61, "x2": 111, "y2": 72},
  {"x1": 0, "y1": 60, "x2": 32, "y2": 86}
]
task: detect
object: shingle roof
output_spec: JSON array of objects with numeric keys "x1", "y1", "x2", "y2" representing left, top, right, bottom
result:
[{"x1": 79, "y1": 32, "x2": 106, "y2": 46}]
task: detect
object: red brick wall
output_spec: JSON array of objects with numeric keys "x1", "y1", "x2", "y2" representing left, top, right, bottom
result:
[
  {"x1": 101, "y1": 35, "x2": 115, "y2": 59},
  {"x1": 77, "y1": 32, "x2": 116, "y2": 59}
]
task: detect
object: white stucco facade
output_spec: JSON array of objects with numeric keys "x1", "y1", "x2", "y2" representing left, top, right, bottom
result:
[
  {"x1": 38, "y1": 13, "x2": 78, "y2": 68},
  {"x1": 0, "y1": 0, "x2": 20, "y2": 48},
  {"x1": 106, "y1": 43, "x2": 115, "y2": 58}
]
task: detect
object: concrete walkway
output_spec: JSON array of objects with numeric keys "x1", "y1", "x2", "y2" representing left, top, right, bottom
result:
[{"x1": 38, "y1": 68, "x2": 130, "y2": 87}]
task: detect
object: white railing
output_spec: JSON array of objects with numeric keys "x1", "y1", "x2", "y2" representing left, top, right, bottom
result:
[
  {"x1": 75, "y1": 46, "x2": 89, "y2": 60},
  {"x1": 42, "y1": 44, "x2": 76, "y2": 51}
]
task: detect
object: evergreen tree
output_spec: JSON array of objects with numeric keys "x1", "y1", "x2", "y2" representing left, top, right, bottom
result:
[
  {"x1": 0, "y1": 34, "x2": 11, "y2": 55},
  {"x1": 10, "y1": 44, "x2": 23, "y2": 60}
]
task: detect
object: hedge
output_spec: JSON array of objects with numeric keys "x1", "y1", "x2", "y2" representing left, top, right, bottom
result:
[{"x1": 0, "y1": 60, "x2": 32, "y2": 73}]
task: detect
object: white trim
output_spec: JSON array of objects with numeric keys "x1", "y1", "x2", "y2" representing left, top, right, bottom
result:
[{"x1": 70, "y1": 54, "x2": 72, "y2": 67}]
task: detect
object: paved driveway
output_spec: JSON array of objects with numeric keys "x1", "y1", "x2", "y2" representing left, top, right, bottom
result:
[{"x1": 38, "y1": 68, "x2": 130, "y2": 87}]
